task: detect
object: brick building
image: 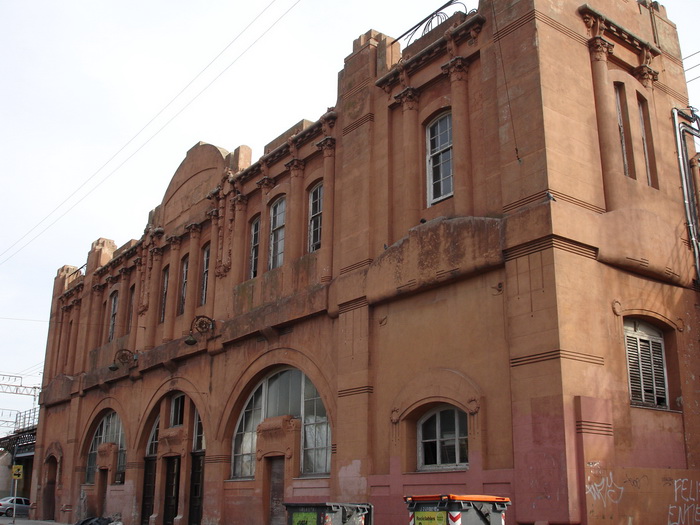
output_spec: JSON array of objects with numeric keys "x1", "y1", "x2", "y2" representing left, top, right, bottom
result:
[{"x1": 33, "y1": 0, "x2": 700, "y2": 524}]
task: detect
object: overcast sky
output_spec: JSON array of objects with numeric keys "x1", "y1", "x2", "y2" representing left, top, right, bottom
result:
[{"x1": 0, "y1": 0, "x2": 699, "y2": 420}]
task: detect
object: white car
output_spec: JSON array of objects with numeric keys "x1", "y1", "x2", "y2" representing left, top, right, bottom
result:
[{"x1": 0, "y1": 497, "x2": 30, "y2": 517}]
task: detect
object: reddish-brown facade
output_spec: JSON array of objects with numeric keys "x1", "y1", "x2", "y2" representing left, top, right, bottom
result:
[{"x1": 33, "y1": 1, "x2": 700, "y2": 524}]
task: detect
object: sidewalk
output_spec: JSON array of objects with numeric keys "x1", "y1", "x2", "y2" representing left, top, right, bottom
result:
[{"x1": 0, "y1": 519, "x2": 64, "y2": 525}]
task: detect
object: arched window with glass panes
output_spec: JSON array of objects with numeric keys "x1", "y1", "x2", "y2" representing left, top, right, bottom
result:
[
  {"x1": 232, "y1": 368, "x2": 330, "y2": 478},
  {"x1": 85, "y1": 410, "x2": 126, "y2": 484},
  {"x1": 417, "y1": 405, "x2": 468, "y2": 471}
]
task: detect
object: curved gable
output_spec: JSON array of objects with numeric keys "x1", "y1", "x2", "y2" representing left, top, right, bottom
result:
[{"x1": 157, "y1": 142, "x2": 229, "y2": 228}]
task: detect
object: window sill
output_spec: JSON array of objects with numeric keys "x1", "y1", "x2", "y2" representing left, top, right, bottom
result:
[
  {"x1": 294, "y1": 473, "x2": 331, "y2": 480},
  {"x1": 428, "y1": 194, "x2": 454, "y2": 207},
  {"x1": 415, "y1": 465, "x2": 469, "y2": 473},
  {"x1": 630, "y1": 403, "x2": 682, "y2": 414}
]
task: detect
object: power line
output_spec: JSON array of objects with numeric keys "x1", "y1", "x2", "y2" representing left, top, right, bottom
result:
[
  {"x1": 0, "y1": 0, "x2": 297, "y2": 267},
  {"x1": 684, "y1": 50, "x2": 700, "y2": 61},
  {"x1": 0, "y1": 317, "x2": 47, "y2": 323}
]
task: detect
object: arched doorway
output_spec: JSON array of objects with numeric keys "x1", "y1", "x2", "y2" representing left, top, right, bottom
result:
[
  {"x1": 42, "y1": 456, "x2": 58, "y2": 521},
  {"x1": 140, "y1": 392, "x2": 205, "y2": 525}
]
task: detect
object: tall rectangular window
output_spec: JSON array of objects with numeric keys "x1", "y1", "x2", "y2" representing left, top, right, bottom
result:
[
  {"x1": 625, "y1": 319, "x2": 668, "y2": 409},
  {"x1": 171, "y1": 393, "x2": 185, "y2": 427},
  {"x1": 200, "y1": 244, "x2": 210, "y2": 306},
  {"x1": 126, "y1": 285, "x2": 135, "y2": 334},
  {"x1": 108, "y1": 291, "x2": 118, "y2": 342},
  {"x1": 160, "y1": 266, "x2": 169, "y2": 323},
  {"x1": 178, "y1": 255, "x2": 189, "y2": 315},
  {"x1": 269, "y1": 198, "x2": 286, "y2": 269},
  {"x1": 427, "y1": 113, "x2": 453, "y2": 205},
  {"x1": 250, "y1": 217, "x2": 260, "y2": 279},
  {"x1": 614, "y1": 83, "x2": 635, "y2": 179},
  {"x1": 308, "y1": 183, "x2": 323, "y2": 253},
  {"x1": 637, "y1": 94, "x2": 657, "y2": 187}
]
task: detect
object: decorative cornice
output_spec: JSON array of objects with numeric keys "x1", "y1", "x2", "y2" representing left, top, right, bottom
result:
[
  {"x1": 579, "y1": 4, "x2": 661, "y2": 66},
  {"x1": 376, "y1": 12, "x2": 485, "y2": 91}
]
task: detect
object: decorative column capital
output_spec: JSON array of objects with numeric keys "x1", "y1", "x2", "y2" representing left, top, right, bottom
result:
[
  {"x1": 256, "y1": 176, "x2": 276, "y2": 194},
  {"x1": 588, "y1": 36, "x2": 614, "y2": 62},
  {"x1": 441, "y1": 56, "x2": 469, "y2": 82},
  {"x1": 232, "y1": 192, "x2": 249, "y2": 212},
  {"x1": 395, "y1": 87, "x2": 420, "y2": 111},
  {"x1": 119, "y1": 266, "x2": 134, "y2": 278},
  {"x1": 285, "y1": 158, "x2": 305, "y2": 174},
  {"x1": 185, "y1": 223, "x2": 202, "y2": 237},
  {"x1": 633, "y1": 64, "x2": 658, "y2": 88},
  {"x1": 316, "y1": 137, "x2": 336, "y2": 158},
  {"x1": 167, "y1": 235, "x2": 182, "y2": 250},
  {"x1": 320, "y1": 108, "x2": 337, "y2": 136}
]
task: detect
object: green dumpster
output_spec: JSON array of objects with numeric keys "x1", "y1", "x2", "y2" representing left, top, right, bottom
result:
[
  {"x1": 404, "y1": 494, "x2": 511, "y2": 525},
  {"x1": 284, "y1": 502, "x2": 373, "y2": 525}
]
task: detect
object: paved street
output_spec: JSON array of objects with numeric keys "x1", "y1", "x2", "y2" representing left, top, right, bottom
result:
[{"x1": 0, "y1": 519, "x2": 63, "y2": 525}]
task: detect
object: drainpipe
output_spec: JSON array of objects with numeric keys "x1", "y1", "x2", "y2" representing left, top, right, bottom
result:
[{"x1": 672, "y1": 107, "x2": 700, "y2": 282}]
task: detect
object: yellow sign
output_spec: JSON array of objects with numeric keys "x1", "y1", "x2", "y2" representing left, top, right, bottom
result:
[
  {"x1": 415, "y1": 511, "x2": 446, "y2": 525},
  {"x1": 12, "y1": 465, "x2": 22, "y2": 480}
]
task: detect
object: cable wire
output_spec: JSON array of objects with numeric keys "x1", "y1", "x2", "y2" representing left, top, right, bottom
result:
[
  {"x1": 0, "y1": 0, "x2": 302, "y2": 268},
  {"x1": 0, "y1": 0, "x2": 287, "y2": 265}
]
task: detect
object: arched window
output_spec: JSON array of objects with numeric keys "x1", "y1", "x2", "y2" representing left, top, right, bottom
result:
[
  {"x1": 426, "y1": 112, "x2": 453, "y2": 205},
  {"x1": 624, "y1": 318, "x2": 668, "y2": 408},
  {"x1": 417, "y1": 405, "x2": 467, "y2": 470},
  {"x1": 269, "y1": 197, "x2": 286, "y2": 269},
  {"x1": 146, "y1": 416, "x2": 159, "y2": 457},
  {"x1": 232, "y1": 368, "x2": 331, "y2": 478},
  {"x1": 85, "y1": 410, "x2": 126, "y2": 484}
]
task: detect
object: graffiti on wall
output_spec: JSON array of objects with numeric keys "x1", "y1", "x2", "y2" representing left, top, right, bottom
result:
[
  {"x1": 667, "y1": 477, "x2": 700, "y2": 525},
  {"x1": 586, "y1": 472, "x2": 624, "y2": 508},
  {"x1": 584, "y1": 467, "x2": 700, "y2": 524}
]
